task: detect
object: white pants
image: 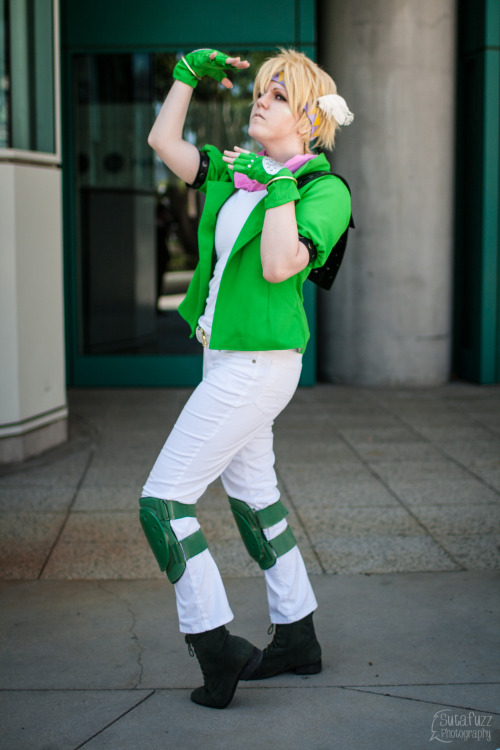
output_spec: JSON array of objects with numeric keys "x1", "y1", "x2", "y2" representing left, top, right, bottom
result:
[{"x1": 142, "y1": 346, "x2": 318, "y2": 634}]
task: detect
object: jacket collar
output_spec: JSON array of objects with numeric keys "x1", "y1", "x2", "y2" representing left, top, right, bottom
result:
[{"x1": 294, "y1": 151, "x2": 331, "y2": 178}]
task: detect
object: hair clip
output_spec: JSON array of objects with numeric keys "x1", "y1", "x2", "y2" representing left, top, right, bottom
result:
[
  {"x1": 316, "y1": 94, "x2": 354, "y2": 127},
  {"x1": 305, "y1": 95, "x2": 354, "y2": 139}
]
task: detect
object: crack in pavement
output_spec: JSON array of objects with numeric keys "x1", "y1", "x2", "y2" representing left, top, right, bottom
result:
[{"x1": 97, "y1": 582, "x2": 145, "y2": 689}]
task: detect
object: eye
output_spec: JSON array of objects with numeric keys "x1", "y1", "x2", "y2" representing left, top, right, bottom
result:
[{"x1": 276, "y1": 93, "x2": 287, "y2": 101}]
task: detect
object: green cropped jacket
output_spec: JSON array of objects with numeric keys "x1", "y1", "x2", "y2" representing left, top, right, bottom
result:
[{"x1": 178, "y1": 145, "x2": 351, "y2": 352}]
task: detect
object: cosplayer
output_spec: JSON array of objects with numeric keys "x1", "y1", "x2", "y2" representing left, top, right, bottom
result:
[{"x1": 140, "y1": 48, "x2": 353, "y2": 709}]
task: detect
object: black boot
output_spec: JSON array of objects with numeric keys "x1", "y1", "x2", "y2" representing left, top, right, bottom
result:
[
  {"x1": 245, "y1": 613, "x2": 322, "y2": 680},
  {"x1": 185, "y1": 625, "x2": 262, "y2": 708}
]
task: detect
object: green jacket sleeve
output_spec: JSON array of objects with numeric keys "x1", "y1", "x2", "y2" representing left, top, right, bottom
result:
[{"x1": 295, "y1": 175, "x2": 351, "y2": 269}]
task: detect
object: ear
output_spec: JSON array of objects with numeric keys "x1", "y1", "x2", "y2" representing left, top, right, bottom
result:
[
  {"x1": 297, "y1": 125, "x2": 311, "y2": 144},
  {"x1": 296, "y1": 111, "x2": 311, "y2": 138}
]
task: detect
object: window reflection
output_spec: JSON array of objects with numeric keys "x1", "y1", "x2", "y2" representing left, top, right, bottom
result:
[
  {"x1": 0, "y1": 0, "x2": 55, "y2": 152},
  {"x1": 74, "y1": 51, "x2": 269, "y2": 356}
]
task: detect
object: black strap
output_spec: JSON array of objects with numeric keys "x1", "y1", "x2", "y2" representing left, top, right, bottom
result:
[
  {"x1": 187, "y1": 150, "x2": 210, "y2": 190},
  {"x1": 298, "y1": 234, "x2": 318, "y2": 263},
  {"x1": 296, "y1": 170, "x2": 355, "y2": 291}
]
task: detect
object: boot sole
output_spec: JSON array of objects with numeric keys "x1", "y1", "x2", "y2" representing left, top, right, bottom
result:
[
  {"x1": 246, "y1": 658, "x2": 322, "y2": 680},
  {"x1": 295, "y1": 659, "x2": 322, "y2": 675}
]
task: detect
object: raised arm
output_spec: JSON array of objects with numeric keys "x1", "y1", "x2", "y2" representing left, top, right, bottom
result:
[
  {"x1": 148, "y1": 81, "x2": 200, "y2": 185},
  {"x1": 148, "y1": 50, "x2": 249, "y2": 186}
]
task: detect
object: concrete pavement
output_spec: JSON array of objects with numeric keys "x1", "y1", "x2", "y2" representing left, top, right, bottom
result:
[{"x1": 1, "y1": 383, "x2": 499, "y2": 749}]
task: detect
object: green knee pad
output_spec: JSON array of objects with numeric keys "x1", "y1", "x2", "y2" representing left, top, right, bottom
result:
[
  {"x1": 139, "y1": 497, "x2": 208, "y2": 583},
  {"x1": 228, "y1": 497, "x2": 297, "y2": 570}
]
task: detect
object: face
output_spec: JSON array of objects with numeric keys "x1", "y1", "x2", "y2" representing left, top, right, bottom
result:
[{"x1": 248, "y1": 81, "x2": 303, "y2": 154}]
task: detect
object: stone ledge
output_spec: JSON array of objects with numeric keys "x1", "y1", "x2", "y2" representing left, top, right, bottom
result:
[{"x1": 0, "y1": 417, "x2": 68, "y2": 465}]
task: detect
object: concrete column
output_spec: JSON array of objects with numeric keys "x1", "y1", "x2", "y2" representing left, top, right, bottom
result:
[
  {"x1": 0, "y1": 162, "x2": 67, "y2": 463},
  {"x1": 318, "y1": 0, "x2": 456, "y2": 385}
]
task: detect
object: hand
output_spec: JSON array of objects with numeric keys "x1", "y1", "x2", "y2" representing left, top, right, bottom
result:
[
  {"x1": 223, "y1": 147, "x2": 294, "y2": 185},
  {"x1": 173, "y1": 49, "x2": 249, "y2": 89}
]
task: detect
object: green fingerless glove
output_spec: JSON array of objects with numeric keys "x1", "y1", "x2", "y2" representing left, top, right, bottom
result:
[
  {"x1": 232, "y1": 152, "x2": 301, "y2": 208},
  {"x1": 173, "y1": 49, "x2": 232, "y2": 88}
]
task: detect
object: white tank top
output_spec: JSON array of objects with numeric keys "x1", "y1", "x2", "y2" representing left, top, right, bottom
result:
[{"x1": 198, "y1": 189, "x2": 266, "y2": 334}]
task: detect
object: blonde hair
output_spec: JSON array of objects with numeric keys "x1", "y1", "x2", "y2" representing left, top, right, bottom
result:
[{"x1": 253, "y1": 49, "x2": 340, "y2": 151}]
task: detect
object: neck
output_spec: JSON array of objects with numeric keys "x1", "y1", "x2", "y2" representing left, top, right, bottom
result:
[{"x1": 261, "y1": 139, "x2": 306, "y2": 164}]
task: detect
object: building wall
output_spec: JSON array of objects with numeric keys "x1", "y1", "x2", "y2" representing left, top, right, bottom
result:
[
  {"x1": 0, "y1": 161, "x2": 67, "y2": 463},
  {"x1": 318, "y1": 0, "x2": 457, "y2": 385},
  {"x1": 0, "y1": 0, "x2": 67, "y2": 463}
]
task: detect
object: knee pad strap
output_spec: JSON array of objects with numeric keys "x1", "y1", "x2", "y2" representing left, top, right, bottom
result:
[
  {"x1": 139, "y1": 497, "x2": 208, "y2": 583},
  {"x1": 228, "y1": 497, "x2": 297, "y2": 570}
]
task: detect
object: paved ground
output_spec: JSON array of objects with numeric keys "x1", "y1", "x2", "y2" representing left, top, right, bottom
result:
[{"x1": 1, "y1": 383, "x2": 499, "y2": 749}]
